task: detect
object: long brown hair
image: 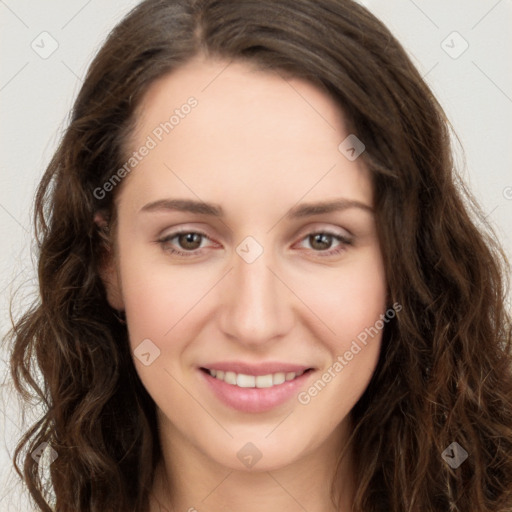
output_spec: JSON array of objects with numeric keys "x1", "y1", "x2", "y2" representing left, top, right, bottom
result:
[{"x1": 4, "y1": 0, "x2": 512, "y2": 510}]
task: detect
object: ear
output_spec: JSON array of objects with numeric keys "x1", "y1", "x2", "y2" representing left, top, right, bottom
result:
[{"x1": 93, "y1": 211, "x2": 125, "y2": 312}]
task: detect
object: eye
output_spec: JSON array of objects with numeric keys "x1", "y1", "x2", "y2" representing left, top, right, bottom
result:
[
  {"x1": 158, "y1": 230, "x2": 214, "y2": 257},
  {"x1": 296, "y1": 231, "x2": 352, "y2": 257}
]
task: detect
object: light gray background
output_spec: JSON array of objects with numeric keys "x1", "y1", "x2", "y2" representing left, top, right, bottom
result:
[{"x1": 1, "y1": 1, "x2": 511, "y2": 510}]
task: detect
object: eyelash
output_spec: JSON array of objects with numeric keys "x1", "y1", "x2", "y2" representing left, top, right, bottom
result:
[{"x1": 157, "y1": 229, "x2": 352, "y2": 258}]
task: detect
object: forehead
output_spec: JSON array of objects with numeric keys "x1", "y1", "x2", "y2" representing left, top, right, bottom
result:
[{"x1": 118, "y1": 56, "x2": 373, "y2": 215}]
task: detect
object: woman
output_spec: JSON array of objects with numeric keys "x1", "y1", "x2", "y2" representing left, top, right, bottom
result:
[{"x1": 5, "y1": 0, "x2": 512, "y2": 511}]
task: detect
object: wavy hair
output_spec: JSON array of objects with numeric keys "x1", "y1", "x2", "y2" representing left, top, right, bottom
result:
[{"x1": 4, "y1": 0, "x2": 512, "y2": 510}]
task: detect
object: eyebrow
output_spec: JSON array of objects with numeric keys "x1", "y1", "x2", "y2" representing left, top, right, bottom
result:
[{"x1": 138, "y1": 198, "x2": 373, "y2": 218}]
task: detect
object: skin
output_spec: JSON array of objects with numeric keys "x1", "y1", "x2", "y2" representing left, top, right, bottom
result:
[{"x1": 98, "y1": 55, "x2": 387, "y2": 512}]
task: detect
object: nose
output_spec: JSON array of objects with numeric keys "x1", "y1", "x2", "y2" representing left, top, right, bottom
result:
[{"x1": 218, "y1": 244, "x2": 294, "y2": 347}]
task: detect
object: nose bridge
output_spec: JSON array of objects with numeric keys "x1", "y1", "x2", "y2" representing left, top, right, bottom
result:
[{"x1": 219, "y1": 241, "x2": 292, "y2": 344}]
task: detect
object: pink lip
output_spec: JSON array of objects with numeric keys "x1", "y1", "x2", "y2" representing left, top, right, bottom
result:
[
  {"x1": 199, "y1": 365, "x2": 315, "y2": 413},
  {"x1": 200, "y1": 361, "x2": 312, "y2": 376}
]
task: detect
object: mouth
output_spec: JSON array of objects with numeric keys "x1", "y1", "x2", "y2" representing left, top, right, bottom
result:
[
  {"x1": 198, "y1": 363, "x2": 316, "y2": 413},
  {"x1": 200, "y1": 367, "x2": 314, "y2": 388}
]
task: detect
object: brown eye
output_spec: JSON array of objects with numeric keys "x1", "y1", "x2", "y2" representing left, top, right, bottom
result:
[
  {"x1": 158, "y1": 230, "x2": 211, "y2": 257},
  {"x1": 296, "y1": 230, "x2": 352, "y2": 258}
]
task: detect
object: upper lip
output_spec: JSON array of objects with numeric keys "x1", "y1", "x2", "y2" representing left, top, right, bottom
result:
[{"x1": 200, "y1": 361, "x2": 314, "y2": 376}]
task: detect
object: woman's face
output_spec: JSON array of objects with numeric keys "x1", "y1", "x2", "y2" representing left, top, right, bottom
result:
[{"x1": 103, "y1": 56, "x2": 387, "y2": 471}]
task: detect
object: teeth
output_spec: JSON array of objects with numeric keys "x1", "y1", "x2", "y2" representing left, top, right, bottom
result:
[
  {"x1": 207, "y1": 369, "x2": 306, "y2": 388},
  {"x1": 273, "y1": 372, "x2": 286, "y2": 385},
  {"x1": 225, "y1": 371, "x2": 237, "y2": 385},
  {"x1": 236, "y1": 374, "x2": 255, "y2": 387},
  {"x1": 256, "y1": 374, "x2": 273, "y2": 388}
]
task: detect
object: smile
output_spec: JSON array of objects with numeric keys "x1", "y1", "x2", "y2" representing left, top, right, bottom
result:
[
  {"x1": 205, "y1": 368, "x2": 307, "y2": 388},
  {"x1": 199, "y1": 364, "x2": 315, "y2": 413}
]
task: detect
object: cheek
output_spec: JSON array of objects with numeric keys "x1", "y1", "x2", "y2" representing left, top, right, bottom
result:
[
  {"x1": 119, "y1": 248, "x2": 214, "y2": 347},
  {"x1": 118, "y1": 256, "x2": 209, "y2": 406},
  {"x1": 293, "y1": 253, "x2": 387, "y2": 427},
  {"x1": 294, "y1": 248, "x2": 387, "y2": 347},
  {"x1": 293, "y1": 249, "x2": 387, "y2": 411}
]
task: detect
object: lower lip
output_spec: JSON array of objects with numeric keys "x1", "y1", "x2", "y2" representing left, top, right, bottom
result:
[{"x1": 200, "y1": 369, "x2": 314, "y2": 413}]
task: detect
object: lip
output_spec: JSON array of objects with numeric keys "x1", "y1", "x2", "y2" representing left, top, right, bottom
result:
[{"x1": 198, "y1": 362, "x2": 315, "y2": 413}]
